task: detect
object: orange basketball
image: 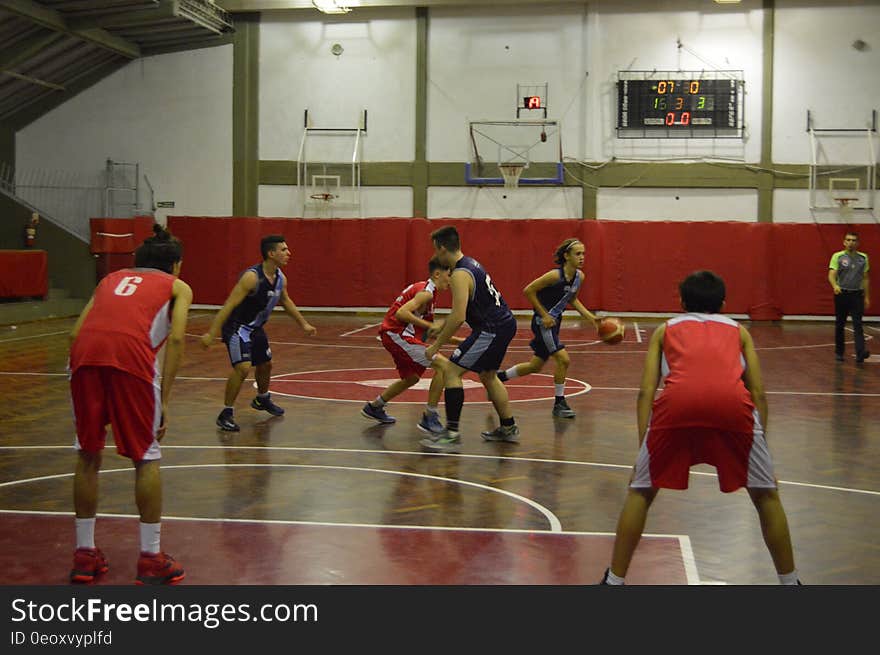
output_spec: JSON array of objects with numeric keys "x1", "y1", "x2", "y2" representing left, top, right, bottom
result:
[{"x1": 598, "y1": 317, "x2": 625, "y2": 345}]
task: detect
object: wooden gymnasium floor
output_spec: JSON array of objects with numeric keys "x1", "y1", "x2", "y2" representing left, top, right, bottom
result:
[{"x1": 0, "y1": 311, "x2": 878, "y2": 585}]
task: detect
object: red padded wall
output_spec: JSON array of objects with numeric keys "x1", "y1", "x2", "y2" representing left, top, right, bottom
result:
[{"x1": 166, "y1": 216, "x2": 878, "y2": 318}]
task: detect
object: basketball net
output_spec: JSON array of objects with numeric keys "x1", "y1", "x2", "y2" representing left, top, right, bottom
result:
[
  {"x1": 834, "y1": 197, "x2": 857, "y2": 223},
  {"x1": 499, "y1": 163, "x2": 524, "y2": 189}
]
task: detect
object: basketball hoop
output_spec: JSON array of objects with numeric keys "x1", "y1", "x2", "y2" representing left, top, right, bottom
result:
[
  {"x1": 833, "y1": 196, "x2": 859, "y2": 221},
  {"x1": 309, "y1": 193, "x2": 338, "y2": 202},
  {"x1": 499, "y1": 163, "x2": 524, "y2": 189}
]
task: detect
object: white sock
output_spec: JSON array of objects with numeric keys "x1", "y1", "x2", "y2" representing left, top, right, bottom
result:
[
  {"x1": 139, "y1": 522, "x2": 161, "y2": 555},
  {"x1": 778, "y1": 570, "x2": 799, "y2": 585},
  {"x1": 606, "y1": 569, "x2": 625, "y2": 585},
  {"x1": 372, "y1": 395, "x2": 387, "y2": 408},
  {"x1": 554, "y1": 383, "x2": 565, "y2": 397},
  {"x1": 426, "y1": 404, "x2": 439, "y2": 415},
  {"x1": 75, "y1": 517, "x2": 96, "y2": 550},
  {"x1": 504, "y1": 367, "x2": 520, "y2": 380}
]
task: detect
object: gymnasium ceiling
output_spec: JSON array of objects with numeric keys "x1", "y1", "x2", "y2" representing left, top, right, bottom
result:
[
  {"x1": 0, "y1": 0, "x2": 235, "y2": 128},
  {"x1": 0, "y1": 0, "x2": 855, "y2": 129}
]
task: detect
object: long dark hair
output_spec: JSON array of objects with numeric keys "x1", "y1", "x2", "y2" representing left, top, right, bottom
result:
[{"x1": 134, "y1": 224, "x2": 183, "y2": 274}]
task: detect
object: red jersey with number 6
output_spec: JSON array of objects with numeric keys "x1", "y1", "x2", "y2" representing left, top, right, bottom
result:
[{"x1": 70, "y1": 268, "x2": 176, "y2": 384}]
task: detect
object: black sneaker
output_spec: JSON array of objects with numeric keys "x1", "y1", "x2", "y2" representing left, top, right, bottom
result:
[
  {"x1": 835, "y1": 353, "x2": 844, "y2": 362},
  {"x1": 599, "y1": 567, "x2": 624, "y2": 585},
  {"x1": 252, "y1": 394, "x2": 285, "y2": 416},
  {"x1": 216, "y1": 409, "x2": 239, "y2": 432},
  {"x1": 856, "y1": 350, "x2": 871, "y2": 363},
  {"x1": 552, "y1": 398, "x2": 576, "y2": 418}
]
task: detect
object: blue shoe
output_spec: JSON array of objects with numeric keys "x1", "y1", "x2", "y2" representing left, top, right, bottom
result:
[
  {"x1": 361, "y1": 402, "x2": 396, "y2": 424},
  {"x1": 417, "y1": 411, "x2": 444, "y2": 435},
  {"x1": 251, "y1": 394, "x2": 284, "y2": 416}
]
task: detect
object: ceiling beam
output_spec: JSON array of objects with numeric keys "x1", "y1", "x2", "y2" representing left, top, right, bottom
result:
[
  {"x1": 218, "y1": 0, "x2": 586, "y2": 10},
  {"x1": 66, "y1": 1, "x2": 178, "y2": 31},
  {"x1": 0, "y1": 0, "x2": 141, "y2": 58},
  {"x1": 0, "y1": 32, "x2": 66, "y2": 70}
]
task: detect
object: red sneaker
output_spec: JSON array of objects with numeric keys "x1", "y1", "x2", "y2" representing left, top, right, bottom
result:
[
  {"x1": 70, "y1": 547, "x2": 109, "y2": 584},
  {"x1": 135, "y1": 552, "x2": 185, "y2": 585}
]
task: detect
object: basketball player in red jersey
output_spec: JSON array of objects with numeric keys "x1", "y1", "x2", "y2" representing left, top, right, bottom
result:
[
  {"x1": 362, "y1": 258, "x2": 462, "y2": 434},
  {"x1": 68, "y1": 225, "x2": 192, "y2": 585},
  {"x1": 601, "y1": 271, "x2": 800, "y2": 585}
]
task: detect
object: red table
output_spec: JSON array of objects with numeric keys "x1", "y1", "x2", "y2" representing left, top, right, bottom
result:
[{"x1": 0, "y1": 249, "x2": 48, "y2": 299}]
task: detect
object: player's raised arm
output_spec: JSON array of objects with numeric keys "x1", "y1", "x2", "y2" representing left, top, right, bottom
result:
[
  {"x1": 740, "y1": 325, "x2": 768, "y2": 434},
  {"x1": 200, "y1": 270, "x2": 258, "y2": 348},
  {"x1": 637, "y1": 324, "x2": 665, "y2": 445}
]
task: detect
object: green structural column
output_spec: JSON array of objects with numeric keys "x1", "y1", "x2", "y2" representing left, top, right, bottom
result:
[
  {"x1": 233, "y1": 14, "x2": 260, "y2": 217},
  {"x1": 413, "y1": 7, "x2": 428, "y2": 218},
  {"x1": 758, "y1": 0, "x2": 775, "y2": 223}
]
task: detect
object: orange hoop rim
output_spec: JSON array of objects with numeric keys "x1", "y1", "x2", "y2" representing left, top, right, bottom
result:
[{"x1": 310, "y1": 193, "x2": 338, "y2": 202}]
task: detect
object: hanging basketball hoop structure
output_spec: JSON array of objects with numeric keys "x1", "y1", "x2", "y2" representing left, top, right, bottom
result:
[{"x1": 498, "y1": 163, "x2": 525, "y2": 189}]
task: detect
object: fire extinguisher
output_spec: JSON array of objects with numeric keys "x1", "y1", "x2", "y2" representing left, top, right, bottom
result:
[{"x1": 24, "y1": 213, "x2": 38, "y2": 248}]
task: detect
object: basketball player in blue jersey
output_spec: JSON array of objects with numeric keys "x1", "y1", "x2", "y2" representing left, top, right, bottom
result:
[
  {"x1": 422, "y1": 225, "x2": 519, "y2": 453},
  {"x1": 200, "y1": 235, "x2": 317, "y2": 431},
  {"x1": 498, "y1": 238, "x2": 599, "y2": 418}
]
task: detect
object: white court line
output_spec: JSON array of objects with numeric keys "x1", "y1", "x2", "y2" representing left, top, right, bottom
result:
[
  {"x1": 633, "y1": 321, "x2": 643, "y2": 344},
  {"x1": 0, "y1": 508, "x2": 683, "y2": 541},
  {"x1": 0, "y1": 463, "x2": 561, "y2": 531},
  {"x1": 0, "y1": 330, "x2": 69, "y2": 343},
  {"x1": 3, "y1": 444, "x2": 878, "y2": 497},
  {"x1": 340, "y1": 322, "x2": 381, "y2": 337},
  {"x1": 1, "y1": 370, "x2": 878, "y2": 398}
]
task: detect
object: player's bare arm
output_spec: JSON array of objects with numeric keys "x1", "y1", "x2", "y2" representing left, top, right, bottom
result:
[
  {"x1": 199, "y1": 270, "x2": 258, "y2": 348},
  {"x1": 280, "y1": 282, "x2": 317, "y2": 336},
  {"x1": 395, "y1": 290, "x2": 435, "y2": 332},
  {"x1": 68, "y1": 296, "x2": 95, "y2": 344},
  {"x1": 426, "y1": 270, "x2": 470, "y2": 358},
  {"x1": 637, "y1": 324, "x2": 665, "y2": 445},
  {"x1": 828, "y1": 268, "x2": 841, "y2": 295},
  {"x1": 158, "y1": 279, "x2": 193, "y2": 439},
  {"x1": 524, "y1": 269, "x2": 560, "y2": 328},
  {"x1": 864, "y1": 271, "x2": 871, "y2": 309},
  {"x1": 740, "y1": 325, "x2": 768, "y2": 433}
]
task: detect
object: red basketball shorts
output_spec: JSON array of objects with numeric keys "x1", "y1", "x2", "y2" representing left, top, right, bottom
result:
[
  {"x1": 70, "y1": 366, "x2": 162, "y2": 462},
  {"x1": 631, "y1": 411, "x2": 777, "y2": 493},
  {"x1": 380, "y1": 330, "x2": 432, "y2": 380}
]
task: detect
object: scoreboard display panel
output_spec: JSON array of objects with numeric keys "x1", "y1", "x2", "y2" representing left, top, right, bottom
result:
[{"x1": 617, "y1": 72, "x2": 743, "y2": 138}]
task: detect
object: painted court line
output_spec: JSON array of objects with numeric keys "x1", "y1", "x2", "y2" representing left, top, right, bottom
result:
[
  {"x1": 340, "y1": 322, "x2": 381, "y2": 337},
  {"x1": 2, "y1": 445, "x2": 878, "y2": 497},
  {"x1": 0, "y1": 463, "x2": 563, "y2": 532}
]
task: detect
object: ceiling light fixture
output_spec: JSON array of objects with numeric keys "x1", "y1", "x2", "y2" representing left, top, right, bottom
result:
[{"x1": 313, "y1": 0, "x2": 351, "y2": 14}]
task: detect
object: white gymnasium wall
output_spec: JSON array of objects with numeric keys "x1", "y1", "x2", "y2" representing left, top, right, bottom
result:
[
  {"x1": 590, "y1": 0, "x2": 764, "y2": 164},
  {"x1": 598, "y1": 187, "x2": 757, "y2": 221},
  {"x1": 259, "y1": 10, "x2": 416, "y2": 217},
  {"x1": 259, "y1": 185, "x2": 412, "y2": 218},
  {"x1": 16, "y1": 46, "x2": 233, "y2": 228},
  {"x1": 428, "y1": 186, "x2": 583, "y2": 219},
  {"x1": 773, "y1": 1, "x2": 880, "y2": 164}
]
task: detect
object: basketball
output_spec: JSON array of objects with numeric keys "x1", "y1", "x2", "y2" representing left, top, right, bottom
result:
[{"x1": 598, "y1": 317, "x2": 625, "y2": 345}]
